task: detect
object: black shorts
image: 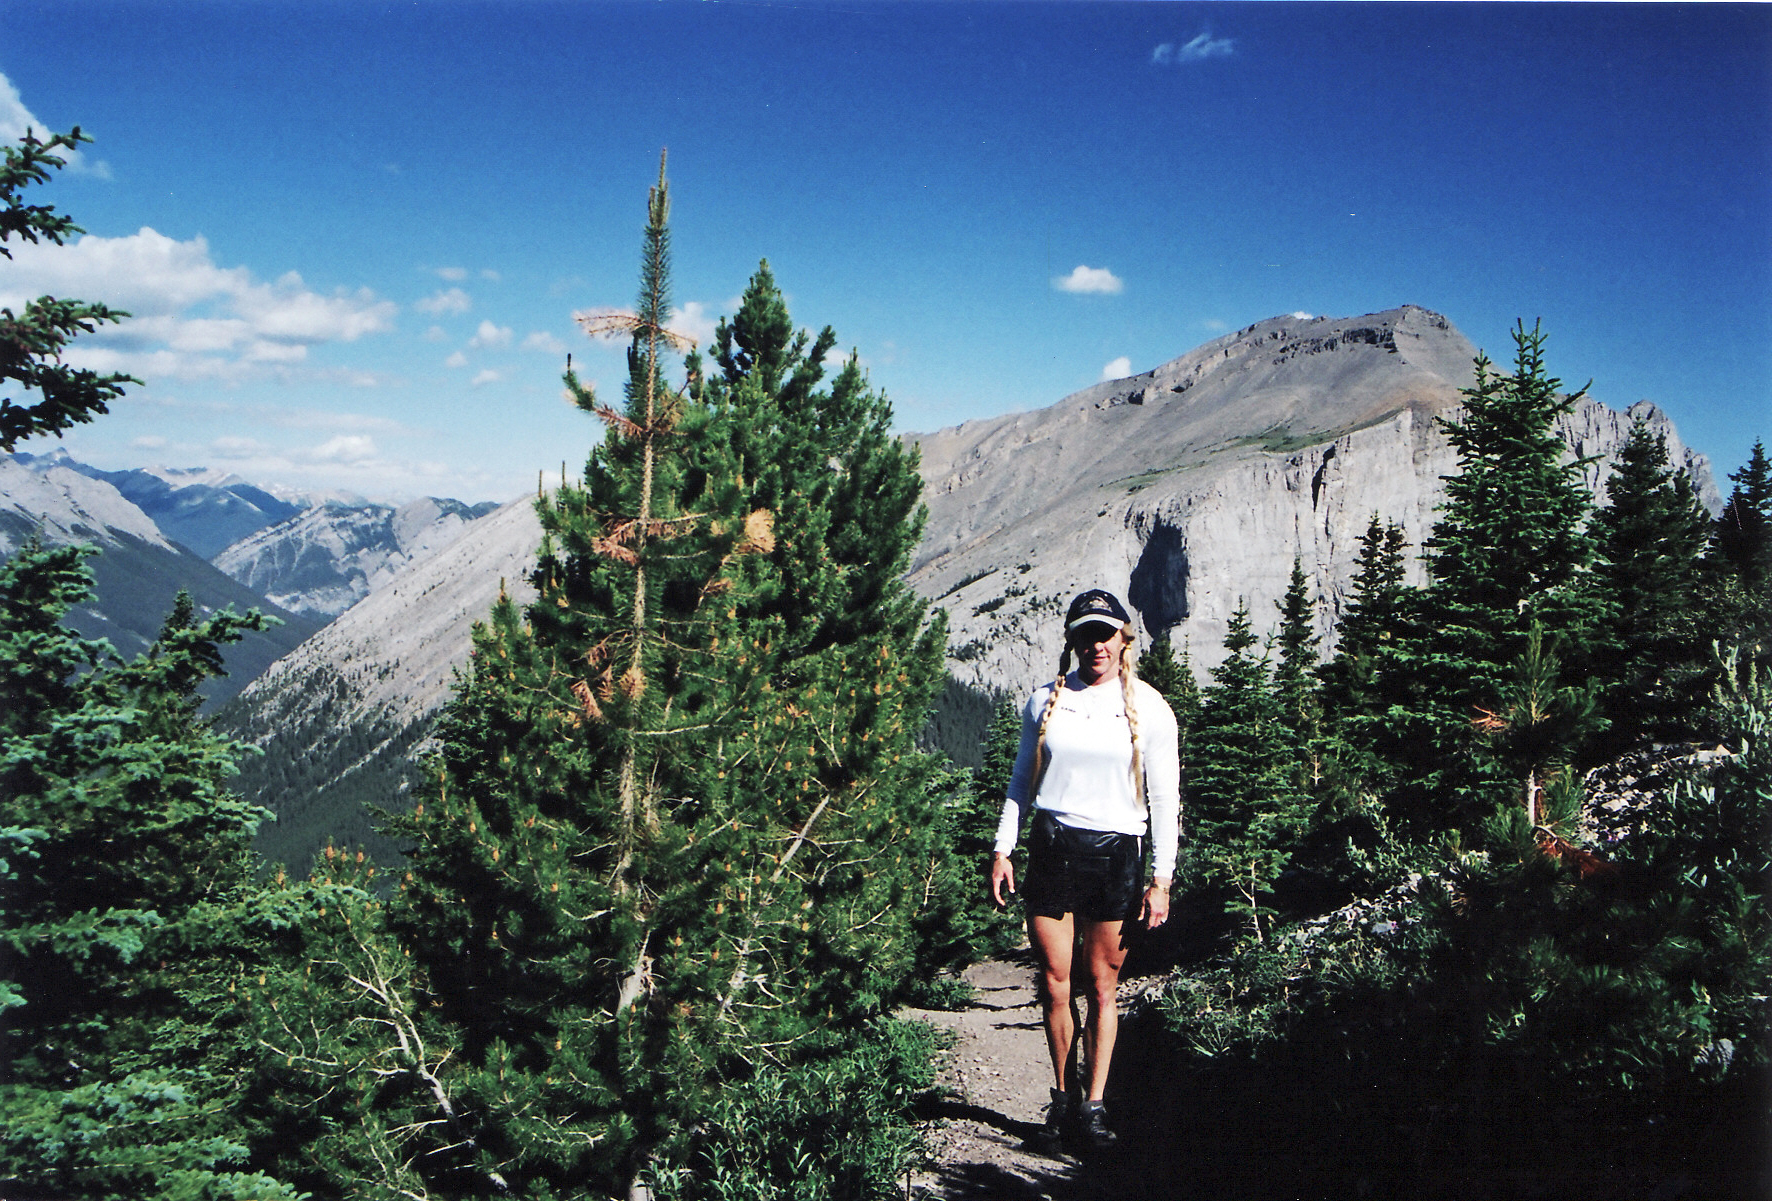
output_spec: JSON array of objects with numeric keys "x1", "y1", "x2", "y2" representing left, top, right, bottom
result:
[{"x1": 1022, "y1": 810, "x2": 1144, "y2": 923}]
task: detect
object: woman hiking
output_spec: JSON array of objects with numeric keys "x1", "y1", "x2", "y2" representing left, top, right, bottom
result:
[{"x1": 988, "y1": 588, "x2": 1181, "y2": 1153}]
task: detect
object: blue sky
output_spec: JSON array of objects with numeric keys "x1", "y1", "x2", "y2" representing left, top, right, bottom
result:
[{"x1": 2, "y1": 1, "x2": 1767, "y2": 504}]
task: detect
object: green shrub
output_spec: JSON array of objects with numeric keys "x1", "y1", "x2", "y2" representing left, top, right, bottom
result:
[{"x1": 653, "y1": 1018, "x2": 943, "y2": 1201}]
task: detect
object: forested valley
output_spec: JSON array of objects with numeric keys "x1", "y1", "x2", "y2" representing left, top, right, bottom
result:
[{"x1": 3, "y1": 134, "x2": 1767, "y2": 1201}]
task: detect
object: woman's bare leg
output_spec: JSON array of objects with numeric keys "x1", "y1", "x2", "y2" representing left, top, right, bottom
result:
[
  {"x1": 1079, "y1": 918, "x2": 1129, "y2": 1101},
  {"x1": 1028, "y1": 912, "x2": 1078, "y2": 1091}
]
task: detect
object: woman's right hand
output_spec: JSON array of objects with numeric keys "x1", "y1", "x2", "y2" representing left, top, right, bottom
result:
[{"x1": 988, "y1": 853, "x2": 1015, "y2": 909}]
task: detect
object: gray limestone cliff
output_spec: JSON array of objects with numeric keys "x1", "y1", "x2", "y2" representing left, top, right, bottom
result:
[{"x1": 908, "y1": 306, "x2": 1715, "y2": 700}]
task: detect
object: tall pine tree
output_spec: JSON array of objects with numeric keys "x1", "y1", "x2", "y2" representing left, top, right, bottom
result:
[{"x1": 385, "y1": 157, "x2": 948, "y2": 1199}]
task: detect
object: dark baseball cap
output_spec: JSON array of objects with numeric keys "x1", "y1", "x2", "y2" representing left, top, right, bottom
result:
[{"x1": 1065, "y1": 588, "x2": 1130, "y2": 637}]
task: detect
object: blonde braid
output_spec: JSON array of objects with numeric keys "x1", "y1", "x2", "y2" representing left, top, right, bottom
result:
[
  {"x1": 1031, "y1": 647, "x2": 1071, "y2": 799},
  {"x1": 1119, "y1": 627, "x2": 1144, "y2": 808}
]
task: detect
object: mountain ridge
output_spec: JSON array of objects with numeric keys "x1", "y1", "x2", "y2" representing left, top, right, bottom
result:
[{"x1": 907, "y1": 306, "x2": 1714, "y2": 701}]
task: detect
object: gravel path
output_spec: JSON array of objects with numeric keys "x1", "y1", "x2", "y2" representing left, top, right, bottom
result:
[{"x1": 902, "y1": 956, "x2": 1171, "y2": 1201}]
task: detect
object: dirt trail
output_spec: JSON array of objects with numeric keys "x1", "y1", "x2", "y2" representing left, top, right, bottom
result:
[{"x1": 903, "y1": 956, "x2": 1168, "y2": 1201}]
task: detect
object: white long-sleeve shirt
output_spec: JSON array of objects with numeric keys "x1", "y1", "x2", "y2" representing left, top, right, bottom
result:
[{"x1": 994, "y1": 672, "x2": 1182, "y2": 880}]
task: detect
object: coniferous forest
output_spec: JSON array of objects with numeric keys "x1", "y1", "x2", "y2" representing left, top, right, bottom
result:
[{"x1": 3, "y1": 135, "x2": 1768, "y2": 1200}]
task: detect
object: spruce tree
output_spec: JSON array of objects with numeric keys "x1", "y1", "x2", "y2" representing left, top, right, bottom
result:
[
  {"x1": 1138, "y1": 629, "x2": 1193, "y2": 710},
  {"x1": 1713, "y1": 439, "x2": 1771, "y2": 593},
  {"x1": 1273, "y1": 557, "x2": 1324, "y2": 789},
  {"x1": 0, "y1": 126, "x2": 296, "y2": 1195},
  {"x1": 1589, "y1": 421, "x2": 1714, "y2": 747},
  {"x1": 1706, "y1": 440, "x2": 1772, "y2": 669},
  {"x1": 1188, "y1": 602, "x2": 1304, "y2": 941},
  {"x1": 385, "y1": 159, "x2": 947, "y2": 1198},
  {"x1": 1, "y1": 128, "x2": 136, "y2": 449},
  {"x1": 1425, "y1": 322, "x2": 1596, "y2": 659},
  {"x1": 0, "y1": 542, "x2": 294, "y2": 1201},
  {"x1": 1397, "y1": 323, "x2": 1601, "y2": 832},
  {"x1": 1319, "y1": 516, "x2": 1414, "y2": 732}
]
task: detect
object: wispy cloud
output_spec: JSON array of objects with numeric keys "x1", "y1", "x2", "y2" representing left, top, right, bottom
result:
[
  {"x1": 435, "y1": 266, "x2": 468, "y2": 281},
  {"x1": 0, "y1": 227, "x2": 396, "y2": 381},
  {"x1": 523, "y1": 331, "x2": 567, "y2": 355},
  {"x1": 423, "y1": 325, "x2": 449, "y2": 342},
  {"x1": 1152, "y1": 31, "x2": 1235, "y2": 66},
  {"x1": 470, "y1": 369, "x2": 500, "y2": 388},
  {"x1": 1101, "y1": 356, "x2": 1132, "y2": 382},
  {"x1": 444, "y1": 351, "x2": 468, "y2": 369},
  {"x1": 1054, "y1": 265, "x2": 1123, "y2": 295},
  {"x1": 0, "y1": 72, "x2": 111, "y2": 178},
  {"x1": 416, "y1": 287, "x2": 471, "y2": 315}
]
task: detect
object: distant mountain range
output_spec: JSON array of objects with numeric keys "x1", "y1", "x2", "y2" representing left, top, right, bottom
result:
[
  {"x1": 0, "y1": 455, "x2": 323, "y2": 703},
  {"x1": 208, "y1": 305, "x2": 1722, "y2": 870},
  {"x1": 214, "y1": 496, "x2": 501, "y2": 619},
  {"x1": 1, "y1": 449, "x2": 507, "y2": 704}
]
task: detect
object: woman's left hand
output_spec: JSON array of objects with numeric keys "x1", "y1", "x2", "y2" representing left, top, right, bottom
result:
[{"x1": 1143, "y1": 882, "x2": 1171, "y2": 929}]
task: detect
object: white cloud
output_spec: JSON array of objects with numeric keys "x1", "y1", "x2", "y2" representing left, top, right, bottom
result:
[
  {"x1": 1203, "y1": 319, "x2": 1229, "y2": 332},
  {"x1": 0, "y1": 227, "x2": 396, "y2": 381},
  {"x1": 0, "y1": 73, "x2": 111, "y2": 178},
  {"x1": 423, "y1": 325, "x2": 448, "y2": 342},
  {"x1": 309, "y1": 435, "x2": 377, "y2": 463},
  {"x1": 435, "y1": 267, "x2": 468, "y2": 281},
  {"x1": 668, "y1": 301, "x2": 718, "y2": 348},
  {"x1": 469, "y1": 320, "x2": 512, "y2": 349},
  {"x1": 523, "y1": 331, "x2": 567, "y2": 355},
  {"x1": 416, "y1": 287, "x2": 471, "y2": 316},
  {"x1": 470, "y1": 369, "x2": 500, "y2": 388},
  {"x1": 1290, "y1": 311, "x2": 1314, "y2": 320},
  {"x1": 1054, "y1": 265, "x2": 1124, "y2": 295},
  {"x1": 1152, "y1": 31, "x2": 1235, "y2": 65},
  {"x1": 480, "y1": 269, "x2": 501, "y2": 282},
  {"x1": 444, "y1": 350, "x2": 468, "y2": 369},
  {"x1": 1101, "y1": 356, "x2": 1132, "y2": 382},
  {"x1": 131, "y1": 434, "x2": 167, "y2": 449}
]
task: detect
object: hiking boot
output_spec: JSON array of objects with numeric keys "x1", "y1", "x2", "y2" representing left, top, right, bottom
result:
[
  {"x1": 1074, "y1": 1100, "x2": 1116, "y2": 1151},
  {"x1": 1032, "y1": 1087, "x2": 1069, "y2": 1153}
]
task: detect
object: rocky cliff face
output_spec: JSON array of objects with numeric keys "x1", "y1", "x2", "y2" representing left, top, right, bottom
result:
[
  {"x1": 908, "y1": 306, "x2": 1714, "y2": 700},
  {"x1": 213, "y1": 496, "x2": 501, "y2": 618}
]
